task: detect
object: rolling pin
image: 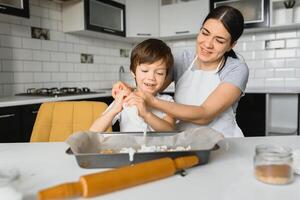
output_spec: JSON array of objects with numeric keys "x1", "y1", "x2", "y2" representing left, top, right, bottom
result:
[{"x1": 38, "y1": 155, "x2": 199, "y2": 200}]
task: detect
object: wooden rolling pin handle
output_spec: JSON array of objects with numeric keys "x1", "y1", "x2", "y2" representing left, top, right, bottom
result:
[
  {"x1": 38, "y1": 155, "x2": 199, "y2": 200},
  {"x1": 38, "y1": 182, "x2": 82, "y2": 200},
  {"x1": 174, "y1": 155, "x2": 199, "y2": 170}
]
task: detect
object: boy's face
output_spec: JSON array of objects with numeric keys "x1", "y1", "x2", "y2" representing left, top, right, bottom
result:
[{"x1": 133, "y1": 59, "x2": 167, "y2": 95}]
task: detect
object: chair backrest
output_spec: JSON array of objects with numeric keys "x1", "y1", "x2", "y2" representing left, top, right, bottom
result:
[{"x1": 30, "y1": 101, "x2": 111, "y2": 142}]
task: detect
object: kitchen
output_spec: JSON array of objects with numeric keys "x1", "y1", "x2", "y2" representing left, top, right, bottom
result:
[{"x1": 0, "y1": 0, "x2": 300, "y2": 199}]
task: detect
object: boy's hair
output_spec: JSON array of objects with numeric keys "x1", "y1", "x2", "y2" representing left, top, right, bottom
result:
[{"x1": 130, "y1": 39, "x2": 174, "y2": 76}]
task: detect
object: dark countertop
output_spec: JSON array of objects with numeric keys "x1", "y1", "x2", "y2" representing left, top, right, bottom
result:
[{"x1": 0, "y1": 90, "x2": 112, "y2": 108}]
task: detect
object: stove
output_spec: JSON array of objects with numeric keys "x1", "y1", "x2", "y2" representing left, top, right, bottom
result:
[{"x1": 16, "y1": 87, "x2": 100, "y2": 97}]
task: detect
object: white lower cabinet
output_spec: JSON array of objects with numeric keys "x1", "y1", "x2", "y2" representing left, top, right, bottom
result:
[
  {"x1": 159, "y1": 0, "x2": 209, "y2": 38},
  {"x1": 266, "y1": 94, "x2": 299, "y2": 136}
]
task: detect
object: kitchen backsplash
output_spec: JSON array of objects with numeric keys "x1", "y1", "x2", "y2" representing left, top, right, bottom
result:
[
  {"x1": 0, "y1": 0, "x2": 300, "y2": 96},
  {"x1": 0, "y1": 0, "x2": 133, "y2": 96}
]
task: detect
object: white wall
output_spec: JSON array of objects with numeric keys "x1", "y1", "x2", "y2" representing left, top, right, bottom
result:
[
  {"x1": 1, "y1": 0, "x2": 300, "y2": 96},
  {"x1": 0, "y1": 0, "x2": 132, "y2": 96}
]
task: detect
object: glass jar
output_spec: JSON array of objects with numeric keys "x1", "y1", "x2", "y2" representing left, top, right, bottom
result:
[{"x1": 254, "y1": 144, "x2": 294, "y2": 185}]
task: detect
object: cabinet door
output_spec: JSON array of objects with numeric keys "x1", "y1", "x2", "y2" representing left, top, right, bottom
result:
[
  {"x1": 266, "y1": 94, "x2": 298, "y2": 136},
  {"x1": 0, "y1": 0, "x2": 29, "y2": 18},
  {"x1": 270, "y1": 0, "x2": 300, "y2": 26},
  {"x1": 236, "y1": 93, "x2": 266, "y2": 137},
  {"x1": 0, "y1": 106, "x2": 21, "y2": 143},
  {"x1": 126, "y1": 0, "x2": 160, "y2": 37},
  {"x1": 160, "y1": 0, "x2": 209, "y2": 37},
  {"x1": 20, "y1": 104, "x2": 41, "y2": 142}
]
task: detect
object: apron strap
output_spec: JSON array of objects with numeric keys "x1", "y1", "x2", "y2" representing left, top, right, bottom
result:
[{"x1": 190, "y1": 56, "x2": 225, "y2": 74}]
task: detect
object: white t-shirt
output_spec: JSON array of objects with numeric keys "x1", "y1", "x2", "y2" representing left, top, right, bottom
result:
[{"x1": 105, "y1": 94, "x2": 174, "y2": 132}]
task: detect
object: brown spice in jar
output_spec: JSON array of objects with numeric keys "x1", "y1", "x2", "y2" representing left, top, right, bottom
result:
[{"x1": 255, "y1": 164, "x2": 293, "y2": 184}]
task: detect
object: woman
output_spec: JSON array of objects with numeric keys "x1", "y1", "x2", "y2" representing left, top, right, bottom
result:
[{"x1": 115, "y1": 6, "x2": 249, "y2": 137}]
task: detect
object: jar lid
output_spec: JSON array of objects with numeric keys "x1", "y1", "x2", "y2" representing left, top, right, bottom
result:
[
  {"x1": 255, "y1": 144, "x2": 292, "y2": 161},
  {"x1": 293, "y1": 149, "x2": 300, "y2": 175}
]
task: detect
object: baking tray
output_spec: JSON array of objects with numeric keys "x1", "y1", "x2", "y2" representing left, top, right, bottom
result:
[{"x1": 66, "y1": 132, "x2": 219, "y2": 168}]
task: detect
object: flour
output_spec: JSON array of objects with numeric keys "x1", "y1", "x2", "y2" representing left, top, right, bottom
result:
[{"x1": 120, "y1": 147, "x2": 136, "y2": 162}]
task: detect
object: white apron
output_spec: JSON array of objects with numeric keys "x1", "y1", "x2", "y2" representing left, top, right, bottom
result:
[{"x1": 174, "y1": 56, "x2": 243, "y2": 137}]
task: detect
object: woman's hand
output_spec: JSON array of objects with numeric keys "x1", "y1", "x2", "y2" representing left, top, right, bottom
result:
[
  {"x1": 125, "y1": 92, "x2": 150, "y2": 119},
  {"x1": 112, "y1": 81, "x2": 133, "y2": 98}
]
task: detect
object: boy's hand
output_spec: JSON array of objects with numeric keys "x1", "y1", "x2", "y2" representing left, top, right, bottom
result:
[
  {"x1": 112, "y1": 81, "x2": 133, "y2": 98},
  {"x1": 110, "y1": 90, "x2": 129, "y2": 114},
  {"x1": 125, "y1": 92, "x2": 150, "y2": 119}
]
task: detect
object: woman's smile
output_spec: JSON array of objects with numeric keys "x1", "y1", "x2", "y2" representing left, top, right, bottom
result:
[{"x1": 199, "y1": 47, "x2": 213, "y2": 56}]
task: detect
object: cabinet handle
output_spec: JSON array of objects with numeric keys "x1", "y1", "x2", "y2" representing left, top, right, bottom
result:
[
  {"x1": 103, "y1": 28, "x2": 116, "y2": 33},
  {"x1": 175, "y1": 30, "x2": 190, "y2": 34},
  {"x1": 0, "y1": 6, "x2": 7, "y2": 10},
  {"x1": 32, "y1": 111, "x2": 38, "y2": 114},
  {"x1": 0, "y1": 114, "x2": 15, "y2": 119},
  {"x1": 137, "y1": 33, "x2": 151, "y2": 36}
]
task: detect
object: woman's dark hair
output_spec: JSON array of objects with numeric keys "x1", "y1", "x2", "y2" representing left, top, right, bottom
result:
[
  {"x1": 130, "y1": 39, "x2": 174, "y2": 76},
  {"x1": 203, "y1": 5, "x2": 244, "y2": 58}
]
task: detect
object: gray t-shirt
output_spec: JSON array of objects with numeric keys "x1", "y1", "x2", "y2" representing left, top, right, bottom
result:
[{"x1": 171, "y1": 49, "x2": 249, "y2": 112}]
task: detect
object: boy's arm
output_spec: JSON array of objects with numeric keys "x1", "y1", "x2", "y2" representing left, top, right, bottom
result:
[
  {"x1": 90, "y1": 90, "x2": 128, "y2": 132},
  {"x1": 89, "y1": 108, "x2": 118, "y2": 132},
  {"x1": 143, "y1": 113, "x2": 175, "y2": 132}
]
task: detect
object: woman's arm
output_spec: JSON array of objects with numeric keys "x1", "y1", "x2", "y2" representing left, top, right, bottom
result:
[
  {"x1": 143, "y1": 112, "x2": 175, "y2": 132},
  {"x1": 136, "y1": 82, "x2": 241, "y2": 125}
]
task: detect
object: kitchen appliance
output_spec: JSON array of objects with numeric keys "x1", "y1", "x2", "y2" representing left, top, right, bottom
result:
[
  {"x1": 210, "y1": 0, "x2": 270, "y2": 28},
  {"x1": 63, "y1": 0, "x2": 126, "y2": 37},
  {"x1": 15, "y1": 87, "x2": 100, "y2": 97},
  {"x1": 0, "y1": 0, "x2": 29, "y2": 18}
]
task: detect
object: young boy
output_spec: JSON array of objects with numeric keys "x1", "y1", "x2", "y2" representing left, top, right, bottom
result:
[{"x1": 89, "y1": 39, "x2": 175, "y2": 132}]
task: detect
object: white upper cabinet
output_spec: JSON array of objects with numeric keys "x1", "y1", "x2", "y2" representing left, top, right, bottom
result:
[
  {"x1": 270, "y1": 0, "x2": 300, "y2": 27},
  {"x1": 160, "y1": 0, "x2": 209, "y2": 37},
  {"x1": 126, "y1": 0, "x2": 160, "y2": 38}
]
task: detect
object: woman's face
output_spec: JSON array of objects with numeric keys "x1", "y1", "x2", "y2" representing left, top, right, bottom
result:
[
  {"x1": 196, "y1": 18, "x2": 235, "y2": 67},
  {"x1": 133, "y1": 59, "x2": 167, "y2": 95}
]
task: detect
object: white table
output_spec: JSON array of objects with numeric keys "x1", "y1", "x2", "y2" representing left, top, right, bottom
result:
[{"x1": 0, "y1": 136, "x2": 300, "y2": 200}]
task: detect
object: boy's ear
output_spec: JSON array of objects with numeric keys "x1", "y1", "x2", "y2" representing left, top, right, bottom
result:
[{"x1": 130, "y1": 70, "x2": 136, "y2": 78}]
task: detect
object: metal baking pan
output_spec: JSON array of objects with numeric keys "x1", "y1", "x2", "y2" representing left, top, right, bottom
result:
[{"x1": 66, "y1": 132, "x2": 219, "y2": 168}]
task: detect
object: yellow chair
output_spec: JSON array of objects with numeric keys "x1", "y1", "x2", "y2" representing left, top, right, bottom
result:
[{"x1": 30, "y1": 101, "x2": 111, "y2": 142}]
